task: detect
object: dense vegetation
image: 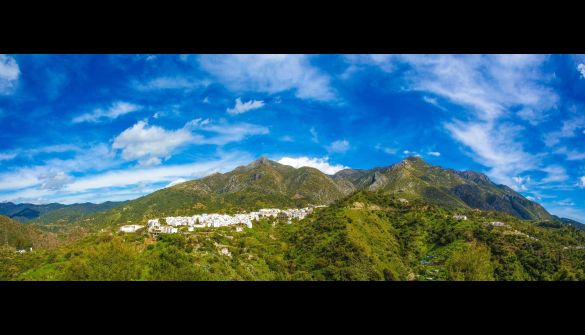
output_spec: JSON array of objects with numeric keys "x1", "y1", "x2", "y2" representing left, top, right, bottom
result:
[{"x1": 2, "y1": 191, "x2": 583, "y2": 281}]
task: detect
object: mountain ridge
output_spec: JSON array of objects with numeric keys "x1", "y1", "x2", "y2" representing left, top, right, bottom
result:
[
  {"x1": 78, "y1": 156, "x2": 564, "y2": 229},
  {"x1": 1, "y1": 157, "x2": 575, "y2": 227}
]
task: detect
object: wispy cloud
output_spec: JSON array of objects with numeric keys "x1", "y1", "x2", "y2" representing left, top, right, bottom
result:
[
  {"x1": 0, "y1": 144, "x2": 119, "y2": 192},
  {"x1": 198, "y1": 54, "x2": 335, "y2": 101},
  {"x1": 578, "y1": 63, "x2": 585, "y2": 79},
  {"x1": 0, "y1": 153, "x2": 253, "y2": 204},
  {"x1": 197, "y1": 121, "x2": 269, "y2": 146},
  {"x1": 226, "y1": 98, "x2": 265, "y2": 115},
  {"x1": 277, "y1": 156, "x2": 349, "y2": 174},
  {"x1": 0, "y1": 54, "x2": 20, "y2": 95},
  {"x1": 348, "y1": 55, "x2": 557, "y2": 186},
  {"x1": 310, "y1": 127, "x2": 319, "y2": 143},
  {"x1": 0, "y1": 153, "x2": 17, "y2": 161},
  {"x1": 132, "y1": 76, "x2": 209, "y2": 91},
  {"x1": 327, "y1": 140, "x2": 350, "y2": 153},
  {"x1": 543, "y1": 115, "x2": 585, "y2": 147},
  {"x1": 73, "y1": 101, "x2": 142, "y2": 123}
]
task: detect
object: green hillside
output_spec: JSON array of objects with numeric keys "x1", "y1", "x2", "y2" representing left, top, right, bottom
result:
[
  {"x1": 2, "y1": 157, "x2": 583, "y2": 281},
  {"x1": 333, "y1": 156, "x2": 552, "y2": 220},
  {"x1": 4, "y1": 190, "x2": 584, "y2": 281},
  {"x1": 74, "y1": 157, "x2": 557, "y2": 231},
  {"x1": 83, "y1": 157, "x2": 350, "y2": 228}
]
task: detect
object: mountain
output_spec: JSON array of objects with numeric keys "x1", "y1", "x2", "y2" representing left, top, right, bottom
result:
[
  {"x1": 0, "y1": 202, "x2": 67, "y2": 222},
  {"x1": 32, "y1": 156, "x2": 560, "y2": 229},
  {"x1": 332, "y1": 156, "x2": 552, "y2": 221},
  {"x1": 87, "y1": 157, "x2": 349, "y2": 227},
  {"x1": 0, "y1": 201, "x2": 123, "y2": 224}
]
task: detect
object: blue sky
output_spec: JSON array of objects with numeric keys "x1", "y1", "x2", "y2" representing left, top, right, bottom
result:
[{"x1": 1, "y1": 54, "x2": 585, "y2": 222}]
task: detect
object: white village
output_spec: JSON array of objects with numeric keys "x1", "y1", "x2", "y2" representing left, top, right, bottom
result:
[{"x1": 119, "y1": 206, "x2": 326, "y2": 238}]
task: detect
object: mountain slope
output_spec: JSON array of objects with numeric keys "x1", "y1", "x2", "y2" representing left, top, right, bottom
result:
[
  {"x1": 86, "y1": 158, "x2": 350, "y2": 227},
  {"x1": 74, "y1": 156, "x2": 556, "y2": 229},
  {"x1": 333, "y1": 156, "x2": 552, "y2": 220},
  {"x1": 11, "y1": 190, "x2": 585, "y2": 281},
  {"x1": 0, "y1": 215, "x2": 60, "y2": 249},
  {"x1": 285, "y1": 190, "x2": 585, "y2": 280}
]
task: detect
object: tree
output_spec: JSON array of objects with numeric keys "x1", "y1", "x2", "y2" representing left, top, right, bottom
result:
[
  {"x1": 446, "y1": 241, "x2": 494, "y2": 281},
  {"x1": 62, "y1": 238, "x2": 142, "y2": 280}
]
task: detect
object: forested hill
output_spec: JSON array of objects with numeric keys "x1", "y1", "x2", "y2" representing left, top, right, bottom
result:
[{"x1": 80, "y1": 156, "x2": 560, "y2": 229}]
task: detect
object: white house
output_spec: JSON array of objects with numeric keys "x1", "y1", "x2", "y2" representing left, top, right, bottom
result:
[{"x1": 120, "y1": 225, "x2": 144, "y2": 233}]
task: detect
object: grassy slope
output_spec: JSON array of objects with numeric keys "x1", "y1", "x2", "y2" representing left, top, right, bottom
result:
[{"x1": 7, "y1": 190, "x2": 584, "y2": 281}]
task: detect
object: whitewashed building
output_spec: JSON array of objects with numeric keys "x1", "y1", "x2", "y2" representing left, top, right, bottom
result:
[{"x1": 120, "y1": 225, "x2": 144, "y2": 233}]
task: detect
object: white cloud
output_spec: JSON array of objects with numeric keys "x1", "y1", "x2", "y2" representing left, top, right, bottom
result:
[
  {"x1": 64, "y1": 153, "x2": 249, "y2": 193},
  {"x1": 541, "y1": 166, "x2": 569, "y2": 183},
  {"x1": 196, "y1": 121, "x2": 269, "y2": 146},
  {"x1": 132, "y1": 76, "x2": 208, "y2": 91},
  {"x1": 112, "y1": 119, "x2": 269, "y2": 166},
  {"x1": 422, "y1": 96, "x2": 447, "y2": 111},
  {"x1": 185, "y1": 118, "x2": 210, "y2": 128},
  {"x1": 381, "y1": 147, "x2": 398, "y2": 155},
  {"x1": 543, "y1": 116, "x2": 585, "y2": 147},
  {"x1": 0, "y1": 153, "x2": 253, "y2": 204},
  {"x1": 554, "y1": 147, "x2": 585, "y2": 161},
  {"x1": 350, "y1": 55, "x2": 557, "y2": 186},
  {"x1": 198, "y1": 54, "x2": 335, "y2": 101},
  {"x1": 446, "y1": 121, "x2": 538, "y2": 185},
  {"x1": 579, "y1": 176, "x2": 585, "y2": 188},
  {"x1": 165, "y1": 178, "x2": 187, "y2": 188},
  {"x1": 38, "y1": 171, "x2": 74, "y2": 190},
  {"x1": 428, "y1": 151, "x2": 441, "y2": 157},
  {"x1": 310, "y1": 127, "x2": 319, "y2": 143},
  {"x1": 0, "y1": 144, "x2": 120, "y2": 192},
  {"x1": 277, "y1": 156, "x2": 349, "y2": 175},
  {"x1": 112, "y1": 120, "x2": 198, "y2": 166},
  {"x1": 73, "y1": 101, "x2": 142, "y2": 123},
  {"x1": 327, "y1": 140, "x2": 350, "y2": 153},
  {"x1": 0, "y1": 54, "x2": 20, "y2": 95},
  {"x1": 577, "y1": 63, "x2": 585, "y2": 79},
  {"x1": 226, "y1": 98, "x2": 265, "y2": 115},
  {"x1": 513, "y1": 175, "x2": 531, "y2": 191},
  {"x1": 0, "y1": 153, "x2": 17, "y2": 161}
]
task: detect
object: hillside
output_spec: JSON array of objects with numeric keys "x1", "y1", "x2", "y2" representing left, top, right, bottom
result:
[
  {"x1": 32, "y1": 201, "x2": 124, "y2": 225},
  {"x1": 79, "y1": 157, "x2": 557, "y2": 230},
  {"x1": 332, "y1": 156, "x2": 553, "y2": 220},
  {"x1": 84, "y1": 157, "x2": 350, "y2": 228},
  {"x1": 5, "y1": 190, "x2": 584, "y2": 281},
  {"x1": 0, "y1": 215, "x2": 60, "y2": 250}
]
